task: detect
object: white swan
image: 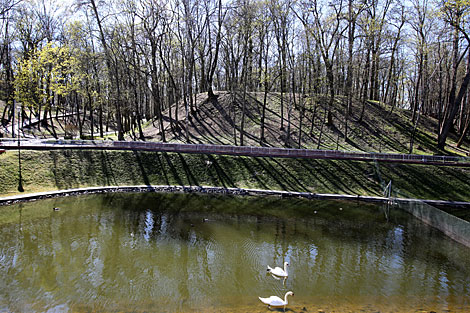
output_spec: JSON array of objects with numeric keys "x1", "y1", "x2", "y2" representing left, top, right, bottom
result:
[
  {"x1": 259, "y1": 291, "x2": 294, "y2": 309},
  {"x1": 269, "y1": 273, "x2": 288, "y2": 286},
  {"x1": 267, "y1": 261, "x2": 289, "y2": 277}
]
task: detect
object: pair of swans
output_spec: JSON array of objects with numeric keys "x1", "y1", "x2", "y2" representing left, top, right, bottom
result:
[{"x1": 259, "y1": 261, "x2": 294, "y2": 310}]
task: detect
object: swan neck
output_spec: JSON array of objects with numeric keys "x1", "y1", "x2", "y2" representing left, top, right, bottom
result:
[{"x1": 283, "y1": 263, "x2": 288, "y2": 275}]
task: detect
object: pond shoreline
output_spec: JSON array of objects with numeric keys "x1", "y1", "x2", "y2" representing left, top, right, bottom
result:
[
  {"x1": 1, "y1": 184, "x2": 470, "y2": 208},
  {"x1": 3, "y1": 185, "x2": 470, "y2": 248}
]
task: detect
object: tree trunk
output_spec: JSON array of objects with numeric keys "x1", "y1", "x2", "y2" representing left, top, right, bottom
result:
[
  {"x1": 438, "y1": 49, "x2": 470, "y2": 150},
  {"x1": 359, "y1": 43, "x2": 371, "y2": 123},
  {"x1": 151, "y1": 39, "x2": 166, "y2": 142},
  {"x1": 456, "y1": 109, "x2": 470, "y2": 147},
  {"x1": 344, "y1": 0, "x2": 356, "y2": 140},
  {"x1": 89, "y1": 0, "x2": 124, "y2": 140},
  {"x1": 207, "y1": 0, "x2": 223, "y2": 98}
]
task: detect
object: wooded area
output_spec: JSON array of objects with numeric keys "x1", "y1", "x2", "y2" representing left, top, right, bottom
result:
[{"x1": 1, "y1": 0, "x2": 470, "y2": 151}]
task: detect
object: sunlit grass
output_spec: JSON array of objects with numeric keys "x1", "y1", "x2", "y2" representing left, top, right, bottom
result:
[{"x1": 1, "y1": 149, "x2": 470, "y2": 201}]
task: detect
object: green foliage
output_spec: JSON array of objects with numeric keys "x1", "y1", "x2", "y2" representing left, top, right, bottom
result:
[
  {"x1": 14, "y1": 53, "x2": 40, "y2": 109},
  {"x1": 14, "y1": 43, "x2": 82, "y2": 110}
]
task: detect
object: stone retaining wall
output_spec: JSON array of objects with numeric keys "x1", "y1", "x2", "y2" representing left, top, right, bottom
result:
[{"x1": 0, "y1": 185, "x2": 388, "y2": 206}]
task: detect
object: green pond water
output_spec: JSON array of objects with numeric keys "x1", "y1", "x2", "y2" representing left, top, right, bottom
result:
[{"x1": 0, "y1": 192, "x2": 469, "y2": 313}]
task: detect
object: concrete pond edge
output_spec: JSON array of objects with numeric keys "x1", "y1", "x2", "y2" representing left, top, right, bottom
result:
[
  {"x1": 1, "y1": 185, "x2": 469, "y2": 207},
  {"x1": 0, "y1": 185, "x2": 390, "y2": 205}
]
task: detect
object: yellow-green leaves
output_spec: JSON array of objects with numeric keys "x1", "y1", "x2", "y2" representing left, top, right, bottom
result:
[
  {"x1": 14, "y1": 43, "x2": 82, "y2": 109},
  {"x1": 14, "y1": 51, "x2": 40, "y2": 109}
]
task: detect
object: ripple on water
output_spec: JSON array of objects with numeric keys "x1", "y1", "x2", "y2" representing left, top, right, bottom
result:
[
  {"x1": 241, "y1": 238, "x2": 262, "y2": 269},
  {"x1": 1, "y1": 193, "x2": 470, "y2": 312}
]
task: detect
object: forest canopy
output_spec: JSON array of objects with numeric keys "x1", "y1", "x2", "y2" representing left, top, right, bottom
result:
[{"x1": 1, "y1": 0, "x2": 470, "y2": 150}]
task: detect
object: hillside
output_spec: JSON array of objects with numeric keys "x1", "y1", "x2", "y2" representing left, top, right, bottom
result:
[
  {"x1": 2, "y1": 93, "x2": 469, "y2": 156},
  {"x1": 2, "y1": 93, "x2": 470, "y2": 206},
  {"x1": 142, "y1": 91, "x2": 470, "y2": 156}
]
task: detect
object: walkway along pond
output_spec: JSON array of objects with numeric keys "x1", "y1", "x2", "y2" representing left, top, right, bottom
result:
[{"x1": 2, "y1": 138, "x2": 470, "y2": 166}]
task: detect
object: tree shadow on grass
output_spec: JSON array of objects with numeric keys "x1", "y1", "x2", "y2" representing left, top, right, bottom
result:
[
  {"x1": 270, "y1": 158, "x2": 310, "y2": 192},
  {"x1": 101, "y1": 151, "x2": 117, "y2": 186},
  {"x1": 291, "y1": 159, "x2": 328, "y2": 192},
  {"x1": 205, "y1": 155, "x2": 236, "y2": 188},
  {"x1": 155, "y1": 152, "x2": 170, "y2": 185},
  {"x1": 437, "y1": 165, "x2": 470, "y2": 183},
  {"x1": 322, "y1": 161, "x2": 368, "y2": 195},
  {"x1": 337, "y1": 160, "x2": 381, "y2": 195},
  {"x1": 239, "y1": 158, "x2": 269, "y2": 190},
  {"x1": 379, "y1": 163, "x2": 453, "y2": 200},
  {"x1": 252, "y1": 158, "x2": 290, "y2": 191},
  {"x1": 184, "y1": 95, "x2": 236, "y2": 145},
  {"x1": 295, "y1": 159, "x2": 357, "y2": 194},
  {"x1": 193, "y1": 98, "x2": 237, "y2": 143},
  {"x1": 133, "y1": 151, "x2": 150, "y2": 186},
  {"x1": 383, "y1": 163, "x2": 470, "y2": 201},
  {"x1": 50, "y1": 151, "x2": 61, "y2": 189},
  {"x1": 162, "y1": 152, "x2": 184, "y2": 186},
  {"x1": 210, "y1": 155, "x2": 237, "y2": 188},
  {"x1": 189, "y1": 116, "x2": 226, "y2": 144},
  {"x1": 177, "y1": 153, "x2": 199, "y2": 186}
]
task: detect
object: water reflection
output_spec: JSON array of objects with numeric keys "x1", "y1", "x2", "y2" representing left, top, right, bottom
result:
[
  {"x1": 0, "y1": 193, "x2": 469, "y2": 312},
  {"x1": 143, "y1": 210, "x2": 154, "y2": 242}
]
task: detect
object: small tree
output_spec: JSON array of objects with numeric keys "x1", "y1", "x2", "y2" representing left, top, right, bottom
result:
[{"x1": 14, "y1": 43, "x2": 82, "y2": 136}]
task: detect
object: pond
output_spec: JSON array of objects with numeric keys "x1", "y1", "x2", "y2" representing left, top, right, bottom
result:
[{"x1": 0, "y1": 192, "x2": 469, "y2": 312}]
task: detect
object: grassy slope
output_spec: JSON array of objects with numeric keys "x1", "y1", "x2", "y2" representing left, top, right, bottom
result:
[
  {"x1": 1, "y1": 149, "x2": 470, "y2": 202},
  {"x1": 2, "y1": 92, "x2": 469, "y2": 155},
  {"x1": 142, "y1": 92, "x2": 470, "y2": 156},
  {"x1": 1, "y1": 92, "x2": 470, "y2": 201}
]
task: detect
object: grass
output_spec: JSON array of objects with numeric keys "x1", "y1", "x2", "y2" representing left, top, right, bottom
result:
[
  {"x1": 1, "y1": 92, "x2": 470, "y2": 203},
  {"x1": 1, "y1": 149, "x2": 470, "y2": 202}
]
